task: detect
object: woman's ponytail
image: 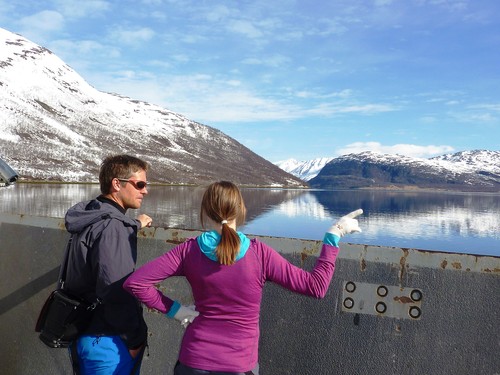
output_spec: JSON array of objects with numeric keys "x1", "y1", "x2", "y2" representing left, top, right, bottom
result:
[
  {"x1": 216, "y1": 222, "x2": 240, "y2": 265},
  {"x1": 200, "y1": 181, "x2": 247, "y2": 266}
]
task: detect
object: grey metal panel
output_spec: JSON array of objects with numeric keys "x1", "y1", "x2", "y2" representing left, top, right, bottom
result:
[
  {"x1": 1, "y1": 213, "x2": 499, "y2": 375},
  {"x1": 340, "y1": 281, "x2": 424, "y2": 320}
]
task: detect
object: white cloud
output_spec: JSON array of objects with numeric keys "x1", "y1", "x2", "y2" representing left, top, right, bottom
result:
[
  {"x1": 19, "y1": 11, "x2": 65, "y2": 37},
  {"x1": 336, "y1": 104, "x2": 395, "y2": 114},
  {"x1": 308, "y1": 18, "x2": 349, "y2": 37},
  {"x1": 294, "y1": 89, "x2": 353, "y2": 100},
  {"x1": 47, "y1": 39, "x2": 121, "y2": 73},
  {"x1": 205, "y1": 5, "x2": 231, "y2": 22},
  {"x1": 443, "y1": 103, "x2": 500, "y2": 125},
  {"x1": 83, "y1": 67, "x2": 401, "y2": 125},
  {"x1": 227, "y1": 19, "x2": 264, "y2": 38},
  {"x1": 242, "y1": 54, "x2": 290, "y2": 67},
  {"x1": 375, "y1": 0, "x2": 395, "y2": 5},
  {"x1": 449, "y1": 110, "x2": 497, "y2": 123},
  {"x1": 54, "y1": 0, "x2": 110, "y2": 18},
  {"x1": 179, "y1": 90, "x2": 300, "y2": 122},
  {"x1": 420, "y1": 116, "x2": 437, "y2": 123},
  {"x1": 469, "y1": 103, "x2": 500, "y2": 112},
  {"x1": 109, "y1": 27, "x2": 155, "y2": 46},
  {"x1": 140, "y1": 0, "x2": 164, "y2": 5},
  {"x1": 0, "y1": 1, "x2": 14, "y2": 23},
  {"x1": 150, "y1": 11, "x2": 167, "y2": 20},
  {"x1": 302, "y1": 103, "x2": 395, "y2": 117},
  {"x1": 51, "y1": 39, "x2": 111, "y2": 56},
  {"x1": 337, "y1": 142, "x2": 455, "y2": 158}
]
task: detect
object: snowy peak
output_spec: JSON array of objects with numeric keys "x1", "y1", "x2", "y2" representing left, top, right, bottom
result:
[
  {"x1": 276, "y1": 150, "x2": 500, "y2": 190},
  {"x1": 338, "y1": 150, "x2": 500, "y2": 175},
  {"x1": 275, "y1": 157, "x2": 334, "y2": 181},
  {"x1": 430, "y1": 150, "x2": 500, "y2": 173},
  {"x1": 308, "y1": 150, "x2": 500, "y2": 192},
  {"x1": 0, "y1": 27, "x2": 305, "y2": 187}
]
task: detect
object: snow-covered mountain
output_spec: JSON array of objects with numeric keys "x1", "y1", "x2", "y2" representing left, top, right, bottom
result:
[
  {"x1": 308, "y1": 150, "x2": 500, "y2": 192},
  {"x1": 275, "y1": 157, "x2": 334, "y2": 181},
  {"x1": 0, "y1": 28, "x2": 305, "y2": 187},
  {"x1": 430, "y1": 149, "x2": 500, "y2": 169}
]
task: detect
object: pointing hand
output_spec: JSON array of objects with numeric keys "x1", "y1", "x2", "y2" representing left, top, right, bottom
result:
[{"x1": 328, "y1": 209, "x2": 363, "y2": 238}]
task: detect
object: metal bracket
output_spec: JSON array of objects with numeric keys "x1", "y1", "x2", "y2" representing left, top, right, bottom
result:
[{"x1": 341, "y1": 281, "x2": 423, "y2": 320}]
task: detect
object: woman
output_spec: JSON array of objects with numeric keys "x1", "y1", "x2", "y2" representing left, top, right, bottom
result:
[{"x1": 123, "y1": 181, "x2": 362, "y2": 375}]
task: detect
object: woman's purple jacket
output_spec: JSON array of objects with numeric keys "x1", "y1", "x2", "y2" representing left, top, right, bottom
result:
[{"x1": 123, "y1": 232, "x2": 339, "y2": 373}]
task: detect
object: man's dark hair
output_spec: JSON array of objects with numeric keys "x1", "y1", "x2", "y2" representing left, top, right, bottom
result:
[{"x1": 99, "y1": 155, "x2": 149, "y2": 194}]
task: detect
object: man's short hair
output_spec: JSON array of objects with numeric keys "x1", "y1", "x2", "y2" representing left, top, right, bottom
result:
[{"x1": 99, "y1": 155, "x2": 149, "y2": 195}]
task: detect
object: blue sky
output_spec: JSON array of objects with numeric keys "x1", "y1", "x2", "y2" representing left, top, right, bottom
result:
[{"x1": 1, "y1": 0, "x2": 499, "y2": 162}]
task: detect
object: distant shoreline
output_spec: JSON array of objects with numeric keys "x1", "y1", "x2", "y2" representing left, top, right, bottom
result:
[{"x1": 12, "y1": 180, "x2": 500, "y2": 194}]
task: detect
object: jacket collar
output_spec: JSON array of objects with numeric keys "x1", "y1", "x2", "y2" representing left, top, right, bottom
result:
[{"x1": 197, "y1": 230, "x2": 250, "y2": 262}]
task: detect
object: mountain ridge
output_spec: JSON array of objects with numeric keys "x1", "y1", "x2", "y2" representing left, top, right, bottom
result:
[
  {"x1": 2, "y1": 28, "x2": 497, "y2": 192},
  {"x1": 0, "y1": 28, "x2": 305, "y2": 187},
  {"x1": 274, "y1": 157, "x2": 334, "y2": 181},
  {"x1": 307, "y1": 150, "x2": 500, "y2": 192}
]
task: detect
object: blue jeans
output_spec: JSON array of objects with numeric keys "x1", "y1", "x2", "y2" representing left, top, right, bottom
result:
[{"x1": 70, "y1": 335, "x2": 144, "y2": 375}]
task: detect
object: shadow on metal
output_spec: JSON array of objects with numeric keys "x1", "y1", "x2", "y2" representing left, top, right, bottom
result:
[{"x1": 0, "y1": 266, "x2": 59, "y2": 315}]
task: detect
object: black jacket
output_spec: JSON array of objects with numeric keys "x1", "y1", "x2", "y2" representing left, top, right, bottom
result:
[{"x1": 62, "y1": 197, "x2": 147, "y2": 349}]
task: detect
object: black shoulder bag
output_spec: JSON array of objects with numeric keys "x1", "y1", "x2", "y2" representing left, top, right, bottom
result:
[{"x1": 35, "y1": 238, "x2": 101, "y2": 348}]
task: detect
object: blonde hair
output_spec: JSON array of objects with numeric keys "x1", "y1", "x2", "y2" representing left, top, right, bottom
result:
[{"x1": 200, "y1": 181, "x2": 247, "y2": 265}]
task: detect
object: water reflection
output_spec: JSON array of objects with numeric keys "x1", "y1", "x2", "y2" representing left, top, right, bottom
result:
[
  {"x1": 0, "y1": 184, "x2": 102, "y2": 219},
  {"x1": 0, "y1": 184, "x2": 498, "y2": 256},
  {"x1": 266, "y1": 190, "x2": 500, "y2": 256},
  {"x1": 311, "y1": 190, "x2": 500, "y2": 238}
]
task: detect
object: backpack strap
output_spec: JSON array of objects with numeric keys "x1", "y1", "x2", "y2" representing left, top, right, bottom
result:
[{"x1": 57, "y1": 236, "x2": 73, "y2": 290}]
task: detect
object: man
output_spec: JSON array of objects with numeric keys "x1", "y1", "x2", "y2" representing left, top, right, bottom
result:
[{"x1": 63, "y1": 155, "x2": 153, "y2": 374}]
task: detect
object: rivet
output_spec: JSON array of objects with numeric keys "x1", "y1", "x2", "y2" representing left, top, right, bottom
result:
[
  {"x1": 375, "y1": 302, "x2": 387, "y2": 314},
  {"x1": 343, "y1": 297, "x2": 354, "y2": 309},
  {"x1": 377, "y1": 285, "x2": 388, "y2": 297},
  {"x1": 409, "y1": 306, "x2": 422, "y2": 319},
  {"x1": 410, "y1": 289, "x2": 422, "y2": 302},
  {"x1": 345, "y1": 281, "x2": 356, "y2": 293}
]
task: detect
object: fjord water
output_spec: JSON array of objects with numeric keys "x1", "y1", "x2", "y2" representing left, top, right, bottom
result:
[{"x1": 0, "y1": 184, "x2": 498, "y2": 256}]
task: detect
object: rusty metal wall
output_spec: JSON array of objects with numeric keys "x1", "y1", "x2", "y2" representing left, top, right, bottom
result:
[{"x1": 1, "y1": 213, "x2": 499, "y2": 375}]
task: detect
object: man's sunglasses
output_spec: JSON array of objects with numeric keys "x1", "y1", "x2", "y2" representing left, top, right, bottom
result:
[{"x1": 117, "y1": 178, "x2": 148, "y2": 190}]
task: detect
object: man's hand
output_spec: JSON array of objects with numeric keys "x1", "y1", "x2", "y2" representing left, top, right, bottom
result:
[
  {"x1": 137, "y1": 214, "x2": 152, "y2": 229},
  {"x1": 128, "y1": 344, "x2": 144, "y2": 359}
]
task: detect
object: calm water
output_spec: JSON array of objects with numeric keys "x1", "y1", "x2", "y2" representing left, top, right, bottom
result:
[{"x1": 0, "y1": 184, "x2": 499, "y2": 257}]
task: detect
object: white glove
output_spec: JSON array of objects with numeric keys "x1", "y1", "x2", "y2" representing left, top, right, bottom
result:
[
  {"x1": 328, "y1": 209, "x2": 363, "y2": 237},
  {"x1": 173, "y1": 304, "x2": 199, "y2": 328}
]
